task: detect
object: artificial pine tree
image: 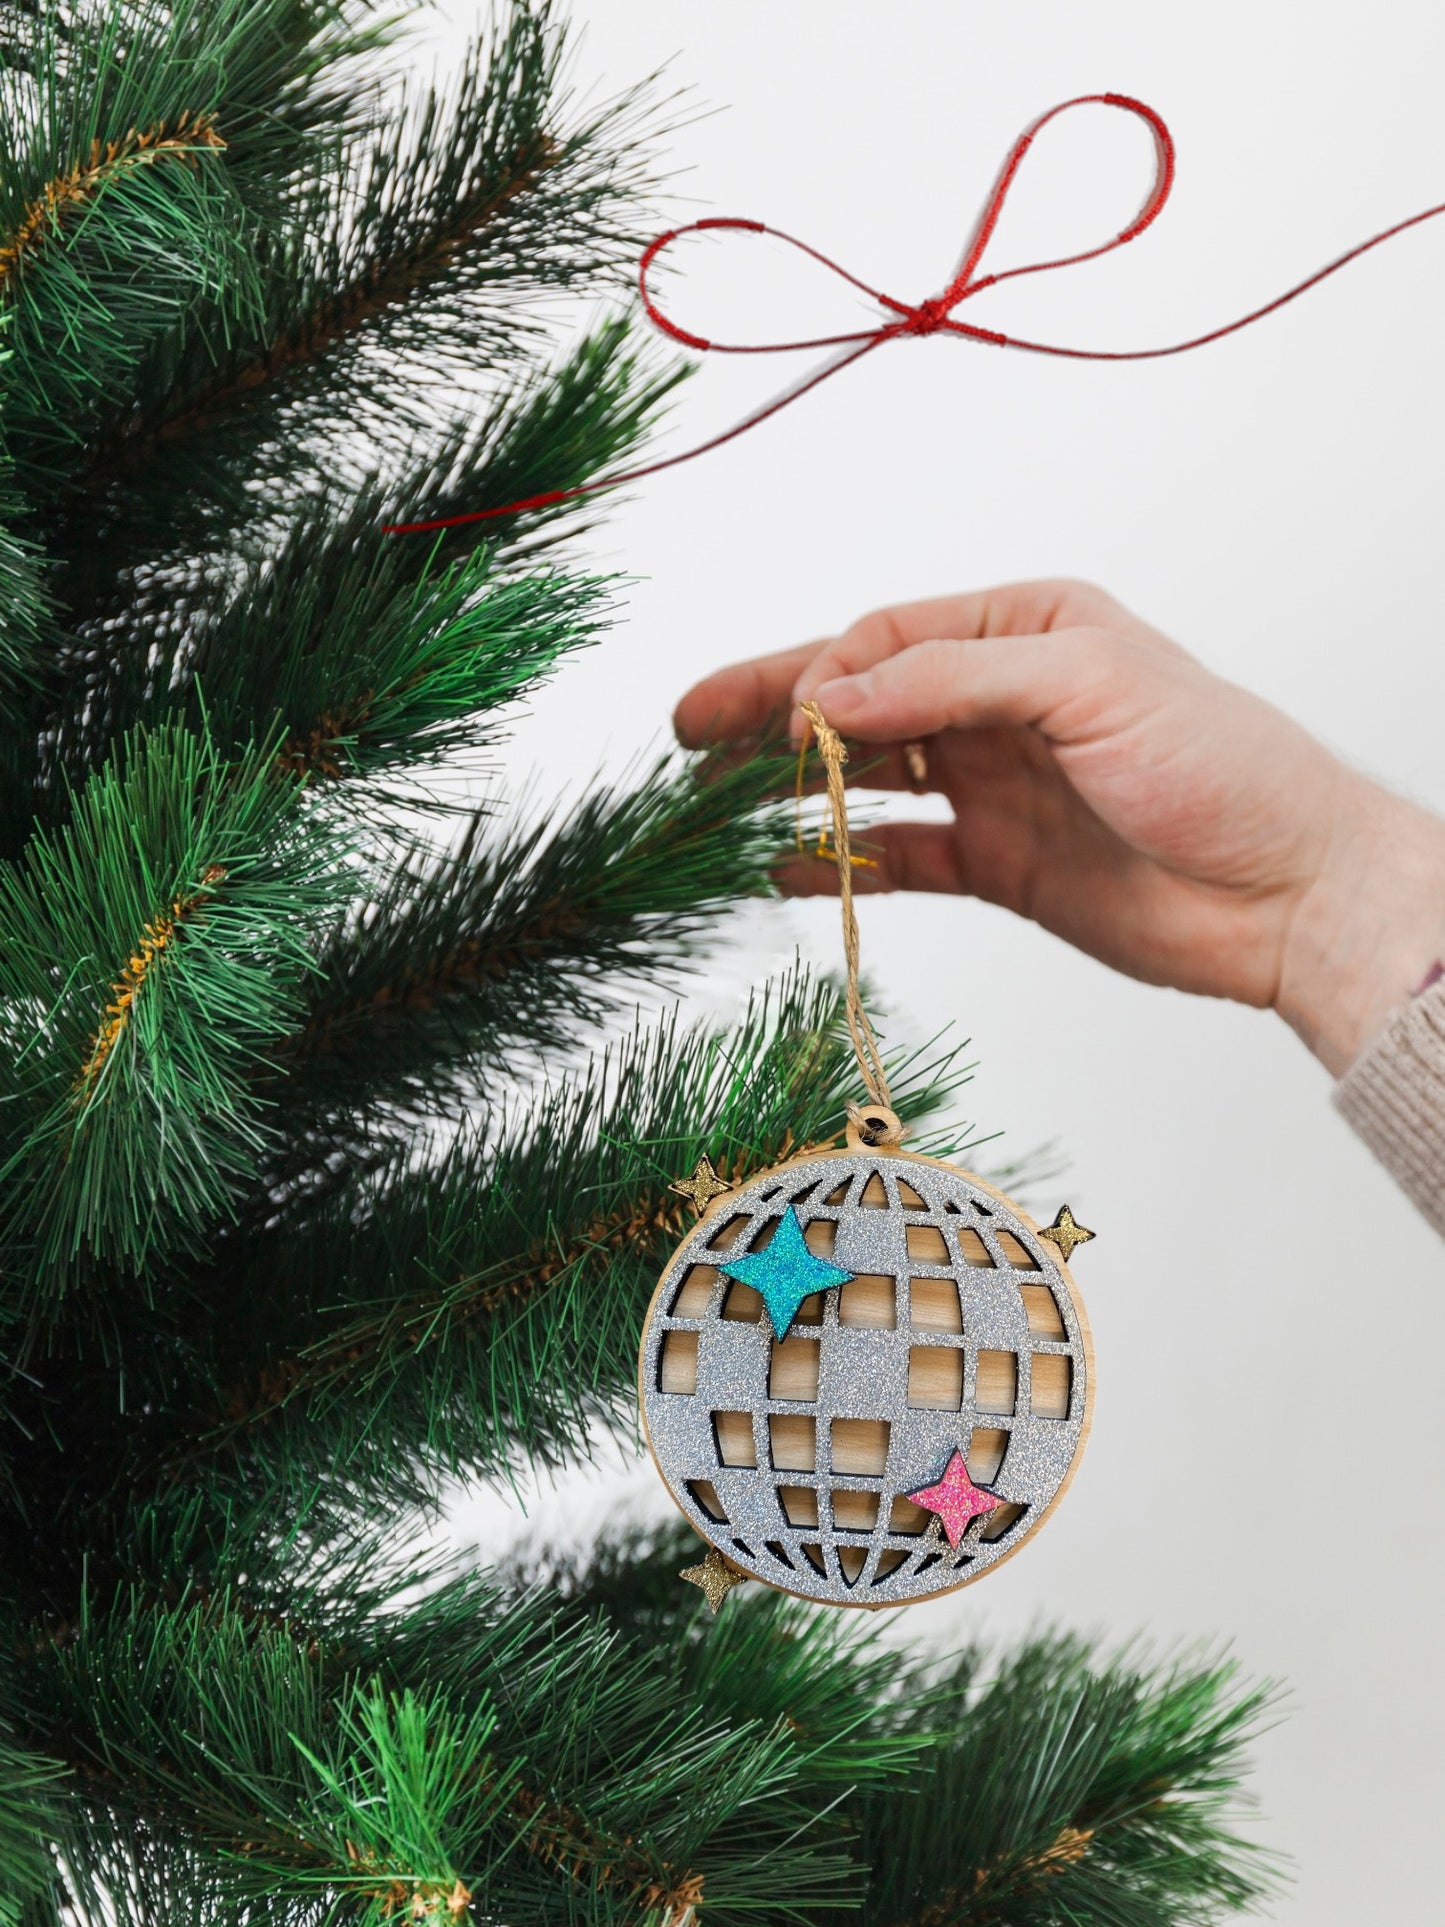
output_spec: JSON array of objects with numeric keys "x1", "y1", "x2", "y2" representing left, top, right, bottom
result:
[{"x1": 0, "y1": 3, "x2": 1278, "y2": 1920}]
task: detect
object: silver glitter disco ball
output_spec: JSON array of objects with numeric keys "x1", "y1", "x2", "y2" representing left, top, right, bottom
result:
[{"x1": 638, "y1": 1143, "x2": 1093, "y2": 1608}]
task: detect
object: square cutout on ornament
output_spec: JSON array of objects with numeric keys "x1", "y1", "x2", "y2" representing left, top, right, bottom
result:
[
  {"x1": 687, "y1": 1478, "x2": 727, "y2": 1523},
  {"x1": 713, "y1": 1411, "x2": 757, "y2": 1467},
  {"x1": 830, "y1": 1417, "x2": 890, "y2": 1475},
  {"x1": 888, "y1": 1493, "x2": 932, "y2": 1535},
  {"x1": 831, "y1": 1488, "x2": 881, "y2": 1530},
  {"x1": 838, "y1": 1274, "x2": 897, "y2": 1328},
  {"x1": 996, "y1": 1231, "x2": 1040, "y2": 1271},
  {"x1": 777, "y1": 1483, "x2": 820, "y2": 1527},
  {"x1": 907, "y1": 1346, "x2": 963, "y2": 1411},
  {"x1": 769, "y1": 1413, "x2": 817, "y2": 1471},
  {"x1": 720, "y1": 1279, "x2": 764, "y2": 1323},
  {"x1": 657, "y1": 1329, "x2": 699, "y2": 1394},
  {"x1": 975, "y1": 1351, "x2": 1018, "y2": 1416},
  {"x1": 905, "y1": 1224, "x2": 949, "y2": 1264},
  {"x1": 769, "y1": 1336, "x2": 820, "y2": 1401},
  {"x1": 965, "y1": 1427, "x2": 1008, "y2": 1483},
  {"x1": 1030, "y1": 1352, "x2": 1072, "y2": 1419},
  {"x1": 803, "y1": 1218, "x2": 839, "y2": 1260},
  {"x1": 909, "y1": 1276, "x2": 962, "y2": 1333},
  {"x1": 670, "y1": 1265, "x2": 719, "y2": 1318},
  {"x1": 1019, "y1": 1283, "x2": 1065, "y2": 1339},
  {"x1": 957, "y1": 1226, "x2": 995, "y2": 1268}
]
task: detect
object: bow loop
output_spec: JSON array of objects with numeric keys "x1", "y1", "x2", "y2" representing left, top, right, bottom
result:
[{"x1": 385, "y1": 93, "x2": 1445, "y2": 537}]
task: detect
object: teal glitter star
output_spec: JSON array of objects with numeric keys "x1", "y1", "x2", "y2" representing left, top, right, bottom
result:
[{"x1": 718, "y1": 1205, "x2": 855, "y2": 1338}]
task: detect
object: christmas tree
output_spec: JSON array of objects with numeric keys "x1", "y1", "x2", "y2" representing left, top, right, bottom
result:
[{"x1": 0, "y1": 3, "x2": 1278, "y2": 1919}]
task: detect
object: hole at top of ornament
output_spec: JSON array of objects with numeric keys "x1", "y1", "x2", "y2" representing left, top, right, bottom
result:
[
  {"x1": 895, "y1": 1178, "x2": 928, "y2": 1211},
  {"x1": 838, "y1": 1274, "x2": 896, "y2": 1329},
  {"x1": 831, "y1": 1488, "x2": 880, "y2": 1530},
  {"x1": 859, "y1": 1172, "x2": 889, "y2": 1208},
  {"x1": 769, "y1": 1335, "x2": 820, "y2": 1401},
  {"x1": 905, "y1": 1224, "x2": 949, "y2": 1264},
  {"x1": 822, "y1": 1179, "x2": 851, "y2": 1206},
  {"x1": 997, "y1": 1231, "x2": 1040, "y2": 1271},
  {"x1": 713, "y1": 1411, "x2": 757, "y2": 1467},
  {"x1": 907, "y1": 1346, "x2": 962, "y2": 1411},
  {"x1": 658, "y1": 1330, "x2": 699, "y2": 1395},
  {"x1": 1030, "y1": 1352, "x2": 1072, "y2": 1420},
  {"x1": 837, "y1": 1544, "x2": 867, "y2": 1586},
  {"x1": 671, "y1": 1265, "x2": 719, "y2": 1318},
  {"x1": 1019, "y1": 1283, "x2": 1065, "y2": 1340},
  {"x1": 831, "y1": 1416, "x2": 890, "y2": 1475},
  {"x1": 688, "y1": 1479, "x2": 727, "y2": 1523},
  {"x1": 709, "y1": 1214, "x2": 750, "y2": 1253},
  {"x1": 720, "y1": 1279, "x2": 764, "y2": 1323},
  {"x1": 979, "y1": 1501, "x2": 1027, "y2": 1543},
  {"x1": 802, "y1": 1218, "x2": 838, "y2": 1260},
  {"x1": 909, "y1": 1277, "x2": 963, "y2": 1333},
  {"x1": 965, "y1": 1427, "x2": 1009, "y2": 1483},
  {"x1": 975, "y1": 1351, "x2": 1018, "y2": 1416},
  {"x1": 769, "y1": 1413, "x2": 817, "y2": 1471},
  {"x1": 777, "y1": 1484, "x2": 819, "y2": 1527},
  {"x1": 851, "y1": 1105, "x2": 903, "y2": 1148}
]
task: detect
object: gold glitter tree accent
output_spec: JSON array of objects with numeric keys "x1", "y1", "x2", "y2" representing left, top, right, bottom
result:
[
  {"x1": 78, "y1": 865, "x2": 227, "y2": 1092},
  {"x1": 1039, "y1": 1204, "x2": 1095, "y2": 1262},
  {"x1": 669, "y1": 1154, "x2": 733, "y2": 1216},
  {"x1": 679, "y1": 1547, "x2": 746, "y2": 1613}
]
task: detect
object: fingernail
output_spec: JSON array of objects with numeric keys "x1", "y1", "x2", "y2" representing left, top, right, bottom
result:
[{"x1": 814, "y1": 672, "x2": 871, "y2": 720}]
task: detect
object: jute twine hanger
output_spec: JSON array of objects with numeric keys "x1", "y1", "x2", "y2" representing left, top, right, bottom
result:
[{"x1": 798, "y1": 701, "x2": 905, "y2": 1149}]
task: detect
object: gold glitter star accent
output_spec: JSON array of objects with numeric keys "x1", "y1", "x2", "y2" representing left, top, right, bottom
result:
[
  {"x1": 670, "y1": 1154, "x2": 732, "y2": 1216},
  {"x1": 1039, "y1": 1204, "x2": 1096, "y2": 1262},
  {"x1": 679, "y1": 1548, "x2": 747, "y2": 1612}
]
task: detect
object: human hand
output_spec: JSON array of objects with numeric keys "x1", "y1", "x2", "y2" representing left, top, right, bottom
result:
[{"x1": 675, "y1": 579, "x2": 1445, "y2": 1075}]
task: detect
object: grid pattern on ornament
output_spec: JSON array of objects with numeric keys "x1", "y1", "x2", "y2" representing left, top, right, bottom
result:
[{"x1": 640, "y1": 1151, "x2": 1088, "y2": 1606}]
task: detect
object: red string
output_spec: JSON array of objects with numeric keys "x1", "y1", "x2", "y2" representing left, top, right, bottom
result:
[{"x1": 384, "y1": 92, "x2": 1445, "y2": 536}]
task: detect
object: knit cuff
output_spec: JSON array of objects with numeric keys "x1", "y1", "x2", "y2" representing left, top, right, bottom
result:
[{"x1": 1334, "y1": 977, "x2": 1445, "y2": 1237}]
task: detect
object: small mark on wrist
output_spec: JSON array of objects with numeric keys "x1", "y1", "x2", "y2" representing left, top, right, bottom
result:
[{"x1": 1415, "y1": 960, "x2": 1444, "y2": 997}]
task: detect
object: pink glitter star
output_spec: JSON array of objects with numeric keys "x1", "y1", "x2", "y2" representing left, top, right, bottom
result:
[{"x1": 906, "y1": 1450, "x2": 1002, "y2": 1548}]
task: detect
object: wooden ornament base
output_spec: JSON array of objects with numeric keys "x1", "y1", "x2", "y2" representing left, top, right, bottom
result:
[{"x1": 639, "y1": 1126, "x2": 1094, "y2": 1610}]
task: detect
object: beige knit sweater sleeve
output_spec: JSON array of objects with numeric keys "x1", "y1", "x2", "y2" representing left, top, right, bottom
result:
[{"x1": 1334, "y1": 978, "x2": 1445, "y2": 1236}]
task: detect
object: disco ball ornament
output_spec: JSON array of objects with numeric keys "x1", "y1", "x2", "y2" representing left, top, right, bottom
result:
[{"x1": 639, "y1": 1110, "x2": 1094, "y2": 1610}]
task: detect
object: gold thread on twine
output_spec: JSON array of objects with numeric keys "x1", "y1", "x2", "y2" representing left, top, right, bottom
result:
[
  {"x1": 0, "y1": 115, "x2": 226, "y2": 288},
  {"x1": 798, "y1": 701, "x2": 896, "y2": 1129},
  {"x1": 793, "y1": 731, "x2": 878, "y2": 870}
]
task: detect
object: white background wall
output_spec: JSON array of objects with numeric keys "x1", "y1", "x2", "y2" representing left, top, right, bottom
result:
[{"x1": 423, "y1": 5, "x2": 1445, "y2": 1919}]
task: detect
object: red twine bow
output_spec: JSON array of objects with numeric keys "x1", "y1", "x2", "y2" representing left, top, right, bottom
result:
[{"x1": 384, "y1": 92, "x2": 1445, "y2": 536}]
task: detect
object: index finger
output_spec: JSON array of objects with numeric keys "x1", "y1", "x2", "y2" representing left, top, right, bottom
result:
[
  {"x1": 789, "y1": 583, "x2": 1122, "y2": 728},
  {"x1": 672, "y1": 594, "x2": 1006, "y2": 748},
  {"x1": 674, "y1": 639, "x2": 825, "y2": 747}
]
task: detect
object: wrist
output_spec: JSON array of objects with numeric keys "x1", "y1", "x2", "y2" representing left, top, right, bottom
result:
[{"x1": 1276, "y1": 773, "x2": 1445, "y2": 1076}]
